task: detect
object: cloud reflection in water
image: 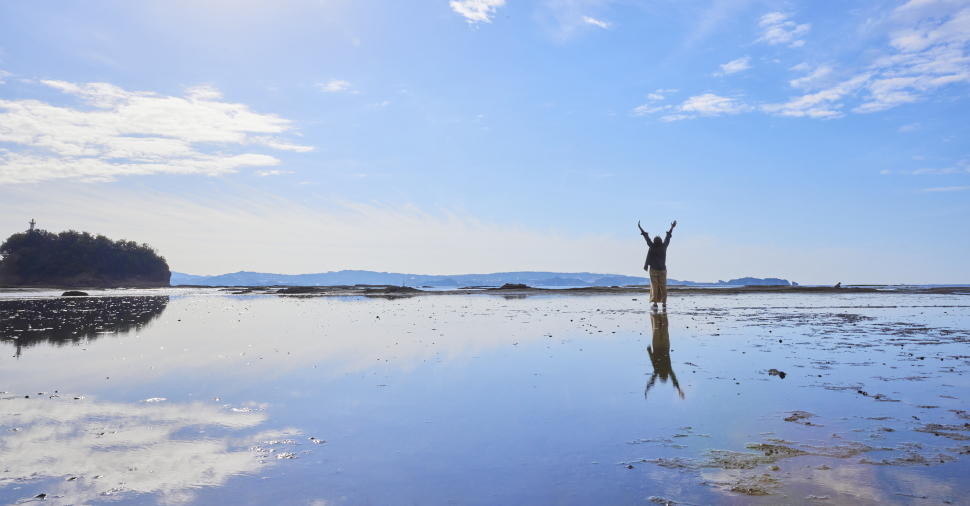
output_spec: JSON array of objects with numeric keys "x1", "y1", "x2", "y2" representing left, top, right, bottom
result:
[{"x1": 0, "y1": 396, "x2": 292, "y2": 504}]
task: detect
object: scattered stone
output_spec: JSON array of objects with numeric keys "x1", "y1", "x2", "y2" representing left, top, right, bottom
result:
[
  {"x1": 729, "y1": 473, "x2": 779, "y2": 496},
  {"x1": 767, "y1": 369, "x2": 787, "y2": 379},
  {"x1": 915, "y1": 423, "x2": 970, "y2": 441},
  {"x1": 784, "y1": 411, "x2": 814, "y2": 423}
]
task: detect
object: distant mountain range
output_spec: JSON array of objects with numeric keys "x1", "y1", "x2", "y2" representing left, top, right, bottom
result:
[{"x1": 170, "y1": 270, "x2": 796, "y2": 288}]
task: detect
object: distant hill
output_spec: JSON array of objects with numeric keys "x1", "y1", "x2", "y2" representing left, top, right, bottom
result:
[
  {"x1": 170, "y1": 270, "x2": 794, "y2": 288},
  {"x1": 0, "y1": 229, "x2": 170, "y2": 288}
]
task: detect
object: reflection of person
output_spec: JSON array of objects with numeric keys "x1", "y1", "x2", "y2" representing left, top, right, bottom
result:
[
  {"x1": 645, "y1": 311, "x2": 684, "y2": 399},
  {"x1": 638, "y1": 220, "x2": 676, "y2": 310}
]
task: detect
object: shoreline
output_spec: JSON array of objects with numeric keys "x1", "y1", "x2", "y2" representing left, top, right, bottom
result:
[{"x1": 2, "y1": 284, "x2": 970, "y2": 298}]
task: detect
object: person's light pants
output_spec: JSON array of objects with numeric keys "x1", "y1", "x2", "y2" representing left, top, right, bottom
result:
[{"x1": 649, "y1": 269, "x2": 667, "y2": 304}]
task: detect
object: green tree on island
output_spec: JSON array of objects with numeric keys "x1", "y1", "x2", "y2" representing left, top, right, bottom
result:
[{"x1": 0, "y1": 224, "x2": 170, "y2": 287}]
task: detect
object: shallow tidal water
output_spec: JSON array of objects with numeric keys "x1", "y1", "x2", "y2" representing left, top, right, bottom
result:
[{"x1": 1, "y1": 290, "x2": 969, "y2": 505}]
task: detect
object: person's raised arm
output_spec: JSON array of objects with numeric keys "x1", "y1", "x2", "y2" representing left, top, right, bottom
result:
[
  {"x1": 638, "y1": 220, "x2": 650, "y2": 242},
  {"x1": 664, "y1": 220, "x2": 676, "y2": 246}
]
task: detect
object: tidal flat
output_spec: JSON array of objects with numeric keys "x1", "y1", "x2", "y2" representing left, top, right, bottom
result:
[{"x1": 1, "y1": 290, "x2": 968, "y2": 505}]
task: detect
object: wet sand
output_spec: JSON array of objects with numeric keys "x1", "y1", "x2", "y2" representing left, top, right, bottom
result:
[{"x1": 1, "y1": 290, "x2": 968, "y2": 504}]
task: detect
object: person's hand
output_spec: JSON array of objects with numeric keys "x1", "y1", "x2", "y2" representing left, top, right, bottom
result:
[{"x1": 671, "y1": 220, "x2": 677, "y2": 228}]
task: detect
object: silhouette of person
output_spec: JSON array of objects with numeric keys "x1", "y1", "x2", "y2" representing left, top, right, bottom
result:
[
  {"x1": 638, "y1": 220, "x2": 676, "y2": 310},
  {"x1": 644, "y1": 311, "x2": 685, "y2": 399}
]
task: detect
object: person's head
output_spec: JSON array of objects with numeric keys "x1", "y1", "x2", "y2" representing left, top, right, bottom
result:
[{"x1": 653, "y1": 236, "x2": 662, "y2": 245}]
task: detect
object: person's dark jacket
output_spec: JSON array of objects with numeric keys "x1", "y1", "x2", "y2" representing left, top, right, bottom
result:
[{"x1": 643, "y1": 230, "x2": 672, "y2": 271}]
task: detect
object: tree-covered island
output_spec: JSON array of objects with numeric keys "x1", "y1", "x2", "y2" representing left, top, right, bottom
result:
[{"x1": 0, "y1": 221, "x2": 170, "y2": 287}]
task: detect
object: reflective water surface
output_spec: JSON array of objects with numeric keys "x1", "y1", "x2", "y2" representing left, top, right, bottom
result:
[{"x1": 1, "y1": 291, "x2": 968, "y2": 504}]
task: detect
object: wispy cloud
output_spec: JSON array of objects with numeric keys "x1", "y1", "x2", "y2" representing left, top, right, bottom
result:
[
  {"x1": 0, "y1": 80, "x2": 310, "y2": 184},
  {"x1": 922, "y1": 185, "x2": 970, "y2": 192},
  {"x1": 762, "y1": 73, "x2": 871, "y2": 118},
  {"x1": 255, "y1": 169, "x2": 295, "y2": 177},
  {"x1": 450, "y1": 0, "x2": 506, "y2": 24},
  {"x1": 885, "y1": 160, "x2": 970, "y2": 175},
  {"x1": 582, "y1": 16, "x2": 611, "y2": 30},
  {"x1": 631, "y1": 89, "x2": 675, "y2": 115},
  {"x1": 683, "y1": 0, "x2": 758, "y2": 49},
  {"x1": 912, "y1": 161, "x2": 970, "y2": 175},
  {"x1": 0, "y1": 185, "x2": 647, "y2": 276},
  {"x1": 645, "y1": 2, "x2": 970, "y2": 122},
  {"x1": 716, "y1": 56, "x2": 752, "y2": 75},
  {"x1": 854, "y1": 1, "x2": 970, "y2": 113},
  {"x1": 634, "y1": 92, "x2": 751, "y2": 121},
  {"x1": 676, "y1": 93, "x2": 751, "y2": 117},
  {"x1": 251, "y1": 137, "x2": 315, "y2": 153},
  {"x1": 317, "y1": 79, "x2": 352, "y2": 93},
  {"x1": 788, "y1": 64, "x2": 833, "y2": 89},
  {"x1": 758, "y1": 12, "x2": 811, "y2": 48}
]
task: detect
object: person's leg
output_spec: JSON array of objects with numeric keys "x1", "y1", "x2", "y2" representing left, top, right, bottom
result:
[
  {"x1": 657, "y1": 270, "x2": 667, "y2": 308},
  {"x1": 649, "y1": 269, "x2": 660, "y2": 306}
]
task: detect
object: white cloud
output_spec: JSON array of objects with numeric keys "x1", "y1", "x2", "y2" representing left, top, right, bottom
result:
[
  {"x1": 252, "y1": 136, "x2": 315, "y2": 153},
  {"x1": 855, "y1": 2, "x2": 970, "y2": 113},
  {"x1": 0, "y1": 80, "x2": 311, "y2": 184},
  {"x1": 789, "y1": 64, "x2": 833, "y2": 89},
  {"x1": 647, "y1": 2, "x2": 970, "y2": 122},
  {"x1": 255, "y1": 169, "x2": 295, "y2": 177},
  {"x1": 0, "y1": 69, "x2": 10, "y2": 84},
  {"x1": 763, "y1": 2, "x2": 970, "y2": 117},
  {"x1": 317, "y1": 79, "x2": 352, "y2": 93},
  {"x1": 758, "y1": 12, "x2": 811, "y2": 47},
  {"x1": 634, "y1": 92, "x2": 750, "y2": 120},
  {"x1": 450, "y1": 0, "x2": 506, "y2": 24},
  {"x1": 583, "y1": 16, "x2": 611, "y2": 29},
  {"x1": 537, "y1": 0, "x2": 619, "y2": 41},
  {"x1": 680, "y1": 93, "x2": 750, "y2": 114},
  {"x1": 646, "y1": 88, "x2": 676, "y2": 102},
  {"x1": 717, "y1": 56, "x2": 752, "y2": 75},
  {"x1": 186, "y1": 84, "x2": 223, "y2": 101},
  {"x1": 762, "y1": 73, "x2": 871, "y2": 118},
  {"x1": 632, "y1": 89, "x2": 676, "y2": 116}
]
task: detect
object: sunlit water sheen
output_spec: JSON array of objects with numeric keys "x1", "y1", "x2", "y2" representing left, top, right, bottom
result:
[{"x1": 1, "y1": 290, "x2": 968, "y2": 505}]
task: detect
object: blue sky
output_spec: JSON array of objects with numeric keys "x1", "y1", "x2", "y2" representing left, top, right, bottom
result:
[{"x1": 1, "y1": 0, "x2": 968, "y2": 283}]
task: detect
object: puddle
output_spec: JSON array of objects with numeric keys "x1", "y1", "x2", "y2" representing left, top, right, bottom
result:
[{"x1": 1, "y1": 290, "x2": 968, "y2": 504}]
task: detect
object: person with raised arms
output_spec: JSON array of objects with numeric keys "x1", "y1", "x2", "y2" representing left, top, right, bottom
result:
[{"x1": 638, "y1": 219, "x2": 676, "y2": 310}]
